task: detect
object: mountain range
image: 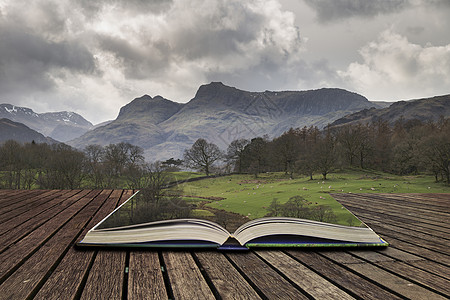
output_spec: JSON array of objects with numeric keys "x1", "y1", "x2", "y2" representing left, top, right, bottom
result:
[
  {"x1": 1, "y1": 82, "x2": 448, "y2": 161},
  {"x1": 0, "y1": 118, "x2": 57, "y2": 144},
  {"x1": 0, "y1": 104, "x2": 93, "y2": 142},
  {"x1": 330, "y1": 94, "x2": 450, "y2": 127},
  {"x1": 69, "y1": 82, "x2": 378, "y2": 160}
]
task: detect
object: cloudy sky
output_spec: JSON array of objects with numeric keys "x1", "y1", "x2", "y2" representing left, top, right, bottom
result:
[{"x1": 0, "y1": 0, "x2": 449, "y2": 124}]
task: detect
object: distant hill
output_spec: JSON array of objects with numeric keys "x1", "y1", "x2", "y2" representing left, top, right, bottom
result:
[
  {"x1": 70, "y1": 82, "x2": 376, "y2": 160},
  {"x1": 330, "y1": 94, "x2": 450, "y2": 127},
  {"x1": 69, "y1": 95, "x2": 184, "y2": 149},
  {"x1": 369, "y1": 101, "x2": 394, "y2": 108},
  {"x1": 0, "y1": 104, "x2": 93, "y2": 142},
  {"x1": 0, "y1": 118, "x2": 57, "y2": 144}
]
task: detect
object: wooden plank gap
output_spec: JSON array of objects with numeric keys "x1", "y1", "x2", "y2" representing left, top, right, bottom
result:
[
  {"x1": 320, "y1": 251, "x2": 448, "y2": 300},
  {"x1": 226, "y1": 251, "x2": 309, "y2": 299},
  {"x1": 122, "y1": 251, "x2": 130, "y2": 300},
  {"x1": 190, "y1": 252, "x2": 221, "y2": 300},
  {"x1": 73, "y1": 250, "x2": 98, "y2": 300},
  {"x1": 158, "y1": 251, "x2": 175, "y2": 300},
  {"x1": 255, "y1": 250, "x2": 353, "y2": 300},
  {"x1": 286, "y1": 250, "x2": 402, "y2": 300},
  {"x1": 195, "y1": 251, "x2": 261, "y2": 299},
  {"x1": 222, "y1": 252, "x2": 268, "y2": 300}
]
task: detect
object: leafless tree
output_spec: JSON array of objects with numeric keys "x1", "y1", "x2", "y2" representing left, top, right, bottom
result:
[{"x1": 183, "y1": 138, "x2": 222, "y2": 176}]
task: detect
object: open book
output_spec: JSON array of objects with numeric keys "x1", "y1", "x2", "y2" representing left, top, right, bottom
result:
[{"x1": 77, "y1": 191, "x2": 388, "y2": 250}]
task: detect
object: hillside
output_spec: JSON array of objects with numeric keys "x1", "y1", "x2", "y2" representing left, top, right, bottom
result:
[
  {"x1": 330, "y1": 94, "x2": 450, "y2": 127},
  {"x1": 70, "y1": 82, "x2": 376, "y2": 161},
  {"x1": 69, "y1": 95, "x2": 184, "y2": 149},
  {"x1": 0, "y1": 118, "x2": 57, "y2": 144},
  {"x1": 0, "y1": 104, "x2": 93, "y2": 142}
]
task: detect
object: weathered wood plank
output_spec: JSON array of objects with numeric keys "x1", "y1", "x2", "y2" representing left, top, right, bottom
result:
[
  {"x1": 128, "y1": 251, "x2": 167, "y2": 300},
  {"x1": 286, "y1": 250, "x2": 402, "y2": 299},
  {"x1": 321, "y1": 251, "x2": 448, "y2": 300},
  {"x1": 0, "y1": 190, "x2": 102, "y2": 280},
  {"x1": 79, "y1": 190, "x2": 128, "y2": 300},
  {"x1": 163, "y1": 251, "x2": 215, "y2": 300},
  {"x1": 0, "y1": 189, "x2": 62, "y2": 214},
  {"x1": 374, "y1": 193, "x2": 450, "y2": 211},
  {"x1": 377, "y1": 260, "x2": 450, "y2": 296},
  {"x1": 80, "y1": 250, "x2": 126, "y2": 300},
  {"x1": 118, "y1": 189, "x2": 135, "y2": 206},
  {"x1": 347, "y1": 250, "x2": 395, "y2": 263},
  {"x1": 256, "y1": 250, "x2": 354, "y2": 299},
  {"x1": 0, "y1": 190, "x2": 71, "y2": 223},
  {"x1": 335, "y1": 194, "x2": 450, "y2": 227},
  {"x1": 335, "y1": 199, "x2": 450, "y2": 238},
  {"x1": 410, "y1": 260, "x2": 450, "y2": 281},
  {"x1": 376, "y1": 246, "x2": 425, "y2": 262},
  {"x1": 195, "y1": 251, "x2": 262, "y2": 299},
  {"x1": 383, "y1": 236, "x2": 450, "y2": 266},
  {"x1": 227, "y1": 251, "x2": 308, "y2": 299},
  {"x1": 0, "y1": 189, "x2": 45, "y2": 209},
  {"x1": 0, "y1": 189, "x2": 106, "y2": 299},
  {"x1": 335, "y1": 192, "x2": 450, "y2": 219},
  {"x1": 374, "y1": 247, "x2": 450, "y2": 279},
  {"x1": 368, "y1": 223, "x2": 450, "y2": 256},
  {"x1": 340, "y1": 193, "x2": 450, "y2": 214},
  {"x1": 349, "y1": 211, "x2": 450, "y2": 241},
  {"x1": 0, "y1": 189, "x2": 92, "y2": 249},
  {"x1": 32, "y1": 190, "x2": 115, "y2": 300}
]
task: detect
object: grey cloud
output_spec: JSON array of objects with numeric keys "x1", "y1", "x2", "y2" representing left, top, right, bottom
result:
[
  {"x1": 166, "y1": 3, "x2": 266, "y2": 60},
  {"x1": 205, "y1": 57, "x2": 343, "y2": 94},
  {"x1": 94, "y1": 0, "x2": 302, "y2": 83},
  {"x1": 0, "y1": 18, "x2": 97, "y2": 95},
  {"x1": 304, "y1": 0, "x2": 410, "y2": 22},
  {"x1": 406, "y1": 26, "x2": 425, "y2": 36},
  {"x1": 77, "y1": 0, "x2": 173, "y2": 19},
  {"x1": 97, "y1": 34, "x2": 170, "y2": 79}
]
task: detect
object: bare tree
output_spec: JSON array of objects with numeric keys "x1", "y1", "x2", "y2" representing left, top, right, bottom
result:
[
  {"x1": 315, "y1": 130, "x2": 336, "y2": 180},
  {"x1": 84, "y1": 144, "x2": 105, "y2": 188},
  {"x1": 0, "y1": 140, "x2": 23, "y2": 189},
  {"x1": 183, "y1": 139, "x2": 222, "y2": 176}
]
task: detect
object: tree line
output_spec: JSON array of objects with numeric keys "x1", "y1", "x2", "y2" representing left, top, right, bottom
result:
[
  {"x1": 1, "y1": 117, "x2": 449, "y2": 189},
  {"x1": 0, "y1": 141, "x2": 153, "y2": 189},
  {"x1": 184, "y1": 117, "x2": 450, "y2": 185}
]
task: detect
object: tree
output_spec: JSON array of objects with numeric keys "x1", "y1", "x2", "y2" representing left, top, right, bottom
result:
[
  {"x1": 0, "y1": 140, "x2": 23, "y2": 189},
  {"x1": 161, "y1": 158, "x2": 184, "y2": 171},
  {"x1": 241, "y1": 137, "x2": 269, "y2": 177},
  {"x1": 337, "y1": 125, "x2": 361, "y2": 166},
  {"x1": 84, "y1": 144, "x2": 105, "y2": 188},
  {"x1": 297, "y1": 126, "x2": 320, "y2": 180},
  {"x1": 272, "y1": 129, "x2": 300, "y2": 178},
  {"x1": 226, "y1": 139, "x2": 249, "y2": 173},
  {"x1": 37, "y1": 144, "x2": 85, "y2": 189},
  {"x1": 315, "y1": 129, "x2": 336, "y2": 180},
  {"x1": 419, "y1": 121, "x2": 450, "y2": 184},
  {"x1": 183, "y1": 139, "x2": 222, "y2": 176}
]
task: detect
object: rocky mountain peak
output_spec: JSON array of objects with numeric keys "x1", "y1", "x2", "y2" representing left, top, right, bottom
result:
[
  {"x1": 194, "y1": 82, "x2": 236, "y2": 99},
  {"x1": 116, "y1": 94, "x2": 184, "y2": 123}
]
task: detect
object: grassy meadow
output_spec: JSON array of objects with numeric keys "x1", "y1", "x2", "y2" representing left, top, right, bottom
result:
[{"x1": 171, "y1": 169, "x2": 449, "y2": 226}]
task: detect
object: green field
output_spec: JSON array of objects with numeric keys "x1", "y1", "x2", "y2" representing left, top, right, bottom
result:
[
  {"x1": 168, "y1": 171, "x2": 206, "y2": 182},
  {"x1": 171, "y1": 169, "x2": 449, "y2": 226}
]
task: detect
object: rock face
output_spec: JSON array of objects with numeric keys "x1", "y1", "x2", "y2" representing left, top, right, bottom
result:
[
  {"x1": 0, "y1": 118, "x2": 57, "y2": 144},
  {"x1": 330, "y1": 94, "x2": 450, "y2": 127},
  {"x1": 69, "y1": 82, "x2": 377, "y2": 161},
  {"x1": 0, "y1": 104, "x2": 93, "y2": 142}
]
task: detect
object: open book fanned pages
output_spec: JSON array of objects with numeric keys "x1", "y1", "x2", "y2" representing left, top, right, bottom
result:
[{"x1": 78, "y1": 191, "x2": 388, "y2": 250}]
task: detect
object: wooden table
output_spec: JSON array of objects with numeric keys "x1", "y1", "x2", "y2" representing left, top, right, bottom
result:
[{"x1": 0, "y1": 190, "x2": 448, "y2": 299}]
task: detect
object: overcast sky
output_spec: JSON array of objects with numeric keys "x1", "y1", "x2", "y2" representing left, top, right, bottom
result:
[{"x1": 0, "y1": 0, "x2": 449, "y2": 124}]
